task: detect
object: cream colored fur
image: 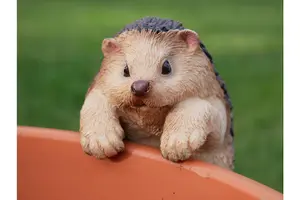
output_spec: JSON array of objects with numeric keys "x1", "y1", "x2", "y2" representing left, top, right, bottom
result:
[{"x1": 80, "y1": 29, "x2": 234, "y2": 170}]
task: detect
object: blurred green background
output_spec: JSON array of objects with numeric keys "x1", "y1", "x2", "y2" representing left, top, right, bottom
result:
[{"x1": 17, "y1": 0, "x2": 283, "y2": 192}]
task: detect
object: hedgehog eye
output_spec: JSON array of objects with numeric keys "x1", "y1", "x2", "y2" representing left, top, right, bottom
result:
[
  {"x1": 123, "y1": 64, "x2": 130, "y2": 77},
  {"x1": 161, "y1": 60, "x2": 172, "y2": 75}
]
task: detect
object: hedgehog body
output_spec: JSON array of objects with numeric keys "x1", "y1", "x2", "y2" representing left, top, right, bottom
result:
[{"x1": 80, "y1": 17, "x2": 235, "y2": 169}]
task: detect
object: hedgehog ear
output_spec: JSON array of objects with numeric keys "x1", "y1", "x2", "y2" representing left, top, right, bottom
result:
[
  {"x1": 177, "y1": 29, "x2": 200, "y2": 51},
  {"x1": 101, "y1": 38, "x2": 120, "y2": 57}
]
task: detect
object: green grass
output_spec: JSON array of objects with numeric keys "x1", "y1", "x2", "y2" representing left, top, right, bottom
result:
[{"x1": 17, "y1": 0, "x2": 283, "y2": 192}]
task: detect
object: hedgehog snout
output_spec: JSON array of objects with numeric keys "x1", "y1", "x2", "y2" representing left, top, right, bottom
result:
[{"x1": 131, "y1": 80, "x2": 150, "y2": 97}]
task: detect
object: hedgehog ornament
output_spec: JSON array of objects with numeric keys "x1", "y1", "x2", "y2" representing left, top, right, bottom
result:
[{"x1": 79, "y1": 17, "x2": 235, "y2": 170}]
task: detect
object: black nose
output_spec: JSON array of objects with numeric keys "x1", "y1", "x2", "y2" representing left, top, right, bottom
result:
[{"x1": 131, "y1": 80, "x2": 150, "y2": 97}]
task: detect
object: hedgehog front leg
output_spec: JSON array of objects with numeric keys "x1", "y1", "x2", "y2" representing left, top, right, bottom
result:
[
  {"x1": 160, "y1": 97, "x2": 226, "y2": 162},
  {"x1": 79, "y1": 88, "x2": 125, "y2": 159}
]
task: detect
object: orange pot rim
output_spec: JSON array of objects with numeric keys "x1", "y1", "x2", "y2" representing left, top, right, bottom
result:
[{"x1": 17, "y1": 126, "x2": 283, "y2": 200}]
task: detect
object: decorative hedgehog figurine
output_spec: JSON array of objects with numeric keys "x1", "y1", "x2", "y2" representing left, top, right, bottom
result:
[{"x1": 80, "y1": 17, "x2": 235, "y2": 170}]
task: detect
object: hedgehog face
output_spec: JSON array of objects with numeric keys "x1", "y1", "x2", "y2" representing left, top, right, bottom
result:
[{"x1": 99, "y1": 29, "x2": 220, "y2": 109}]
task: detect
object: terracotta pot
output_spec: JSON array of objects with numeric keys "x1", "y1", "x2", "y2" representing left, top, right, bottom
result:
[{"x1": 17, "y1": 126, "x2": 283, "y2": 200}]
